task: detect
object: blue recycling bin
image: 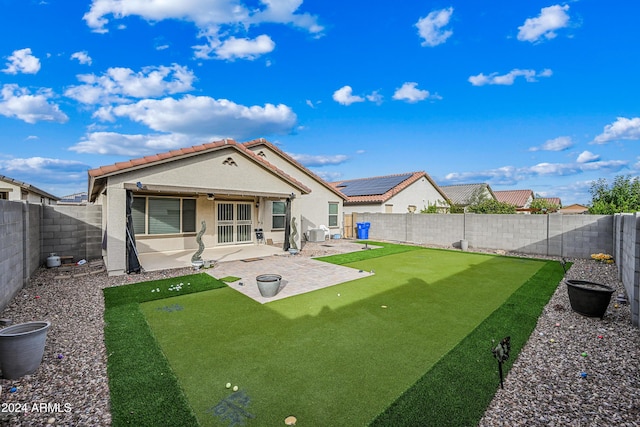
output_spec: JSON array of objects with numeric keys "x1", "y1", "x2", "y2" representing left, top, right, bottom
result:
[{"x1": 356, "y1": 222, "x2": 370, "y2": 239}]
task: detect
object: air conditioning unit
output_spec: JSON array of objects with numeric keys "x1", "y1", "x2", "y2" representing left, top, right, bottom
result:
[{"x1": 308, "y1": 229, "x2": 325, "y2": 242}]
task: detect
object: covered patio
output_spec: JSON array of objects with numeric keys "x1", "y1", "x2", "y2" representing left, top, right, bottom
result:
[{"x1": 137, "y1": 244, "x2": 285, "y2": 271}]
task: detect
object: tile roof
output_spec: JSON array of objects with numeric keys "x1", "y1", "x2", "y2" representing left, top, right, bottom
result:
[
  {"x1": 331, "y1": 171, "x2": 447, "y2": 204},
  {"x1": 88, "y1": 139, "x2": 315, "y2": 202},
  {"x1": 559, "y1": 203, "x2": 587, "y2": 213},
  {"x1": 439, "y1": 183, "x2": 495, "y2": 206},
  {"x1": 242, "y1": 138, "x2": 347, "y2": 201},
  {"x1": 0, "y1": 174, "x2": 59, "y2": 200},
  {"x1": 537, "y1": 197, "x2": 562, "y2": 206},
  {"x1": 493, "y1": 190, "x2": 534, "y2": 208},
  {"x1": 58, "y1": 192, "x2": 88, "y2": 204}
]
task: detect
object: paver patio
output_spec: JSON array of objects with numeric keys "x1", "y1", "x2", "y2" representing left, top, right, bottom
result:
[{"x1": 206, "y1": 249, "x2": 374, "y2": 303}]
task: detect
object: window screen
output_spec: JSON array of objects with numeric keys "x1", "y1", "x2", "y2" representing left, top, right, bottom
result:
[
  {"x1": 272, "y1": 201, "x2": 285, "y2": 229},
  {"x1": 148, "y1": 198, "x2": 180, "y2": 234}
]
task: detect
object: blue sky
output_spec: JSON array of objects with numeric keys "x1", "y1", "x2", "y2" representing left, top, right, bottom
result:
[{"x1": 1, "y1": 1, "x2": 639, "y2": 205}]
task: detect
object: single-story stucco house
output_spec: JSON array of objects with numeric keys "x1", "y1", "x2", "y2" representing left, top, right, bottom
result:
[
  {"x1": 559, "y1": 203, "x2": 588, "y2": 214},
  {"x1": 439, "y1": 183, "x2": 496, "y2": 208},
  {"x1": 493, "y1": 189, "x2": 535, "y2": 213},
  {"x1": 88, "y1": 138, "x2": 347, "y2": 276},
  {"x1": 331, "y1": 171, "x2": 450, "y2": 214},
  {"x1": 0, "y1": 174, "x2": 59, "y2": 205}
]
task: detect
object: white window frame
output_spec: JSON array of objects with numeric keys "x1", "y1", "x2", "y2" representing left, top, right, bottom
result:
[
  {"x1": 132, "y1": 196, "x2": 197, "y2": 236},
  {"x1": 271, "y1": 201, "x2": 286, "y2": 230},
  {"x1": 328, "y1": 202, "x2": 339, "y2": 227}
]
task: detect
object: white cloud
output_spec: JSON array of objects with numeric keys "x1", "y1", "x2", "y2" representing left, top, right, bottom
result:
[
  {"x1": 64, "y1": 64, "x2": 196, "y2": 105},
  {"x1": 248, "y1": 0, "x2": 324, "y2": 34},
  {"x1": 70, "y1": 132, "x2": 192, "y2": 156},
  {"x1": 0, "y1": 84, "x2": 68, "y2": 124},
  {"x1": 84, "y1": 0, "x2": 322, "y2": 60},
  {"x1": 529, "y1": 136, "x2": 573, "y2": 152},
  {"x1": 313, "y1": 170, "x2": 343, "y2": 182},
  {"x1": 333, "y1": 86, "x2": 364, "y2": 106},
  {"x1": 576, "y1": 151, "x2": 600, "y2": 163},
  {"x1": 366, "y1": 91, "x2": 383, "y2": 105},
  {"x1": 2, "y1": 48, "x2": 41, "y2": 74},
  {"x1": 71, "y1": 51, "x2": 92, "y2": 65},
  {"x1": 444, "y1": 159, "x2": 627, "y2": 185},
  {"x1": 592, "y1": 117, "x2": 640, "y2": 144},
  {"x1": 288, "y1": 153, "x2": 348, "y2": 167},
  {"x1": 468, "y1": 68, "x2": 552, "y2": 86},
  {"x1": 91, "y1": 95, "x2": 297, "y2": 140},
  {"x1": 213, "y1": 35, "x2": 275, "y2": 61},
  {"x1": 517, "y1": 5, "x2": 570, "y2": 43},
  {"x1": 0, "y1": 157, "x2": 90, "y2": 193},
  {"x1": 392, "y1": 82, "x2": 431, "y2": 103},
  {"x1": 416, "y1": 7, "x2": 453, "y2": 47}
]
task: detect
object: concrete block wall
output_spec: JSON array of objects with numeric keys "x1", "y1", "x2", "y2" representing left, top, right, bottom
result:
[
  {"x1": 409, "y1": 214, "x2": 464, "y2": 246},
  {"x1": 0, "y1": 202, "x2": 103, "y2": 311},
  {"x1": 616, "y1": 214, "x2": 639, "y2": 326},
  {"x1": 26, "y1": 203, "x2": 42, "y2": 281},
  {"x1": 561, "y1": 215, "x2": 613, "y2": 259},
  {"x1": 357, "y1": 212, "x2": 613, "y2": 258},
  {"x1": 0, "y1": 200, "x2": 26, "y2": 312},
  {"x1": 41, "y1": 205, "x2": 102, "y2": 265}
]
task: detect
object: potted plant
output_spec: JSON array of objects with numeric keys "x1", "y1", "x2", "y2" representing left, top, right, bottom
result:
[
  {"x1": 256, "y1": 274, "x2": 282, "y2": 298},
  {"x1": 0, "y1": 321, "x2": 51, "y2": 379},
  {"x1": 566, "y1": 280, "x2": 615, "y2": 319}
]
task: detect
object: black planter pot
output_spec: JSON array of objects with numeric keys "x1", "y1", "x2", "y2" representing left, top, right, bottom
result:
[{"x1": 566, "y1": 280, "x2": 615, "y2": 319}]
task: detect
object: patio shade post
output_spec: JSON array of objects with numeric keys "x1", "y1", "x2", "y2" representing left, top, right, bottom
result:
[
  {"x1": 283, "y1": 196, "x2": 292, "y2": 251},
  {"x1": 125, "y1": 190, "x2": 141, "y2": 274}
]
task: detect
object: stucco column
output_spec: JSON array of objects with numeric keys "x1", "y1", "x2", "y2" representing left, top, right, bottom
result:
[{"x1": 106, "y1": 187, "x2": 127, "y2": 275}]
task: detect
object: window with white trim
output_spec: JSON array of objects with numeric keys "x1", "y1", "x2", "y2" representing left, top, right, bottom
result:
[
  {"x1": 132, "y1": 196, "x2": 196, "y2": 235},
  {"x1": 328, "y1": 202, "x2": 339, "y2": 227},
  {"x1": 272, "y1": 201, "x2": 285, "y2": 229}
]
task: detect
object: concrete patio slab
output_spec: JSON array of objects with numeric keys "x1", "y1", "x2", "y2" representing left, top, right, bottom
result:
[
  {"x1": 137, "y1": 244, "x2": 284, "y2": 272},
  {"x1": 206, "y1": 255, "x2": 373, "y2": 304}
]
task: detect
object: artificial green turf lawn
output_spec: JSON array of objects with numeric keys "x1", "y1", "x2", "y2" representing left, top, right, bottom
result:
[
  {"x1": 103, "y1": 273, "x2": 227, "y2": 426},
  {"x1": 141, "y1": 248, "x2": 549, "y2": 426}
]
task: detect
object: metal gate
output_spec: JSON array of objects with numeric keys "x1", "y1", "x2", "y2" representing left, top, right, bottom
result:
[{"x1": 216, "y1": 202, "x2": 253, "y2": 244}]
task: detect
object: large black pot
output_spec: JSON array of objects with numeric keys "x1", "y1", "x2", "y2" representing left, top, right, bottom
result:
[{"x1": 566, "y1": 280, "x2": 615, "y2": 319}]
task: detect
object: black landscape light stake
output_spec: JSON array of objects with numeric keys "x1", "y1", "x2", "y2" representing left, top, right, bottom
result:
[
  {"x1": 491, "y1": 336, "x2": 511, "y2": 389},
  {"x1": 561, "y1": 257, "x2": 568, "y2": 273}
]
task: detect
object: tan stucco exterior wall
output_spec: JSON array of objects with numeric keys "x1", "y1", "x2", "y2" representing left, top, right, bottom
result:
[
  {"x1": 0, "y1": 180, "x2": 56, "y2": 205},
  {"x1": 97, "y1": 146, "x2": 304, "y2": 275},
  {"x1": 245, "y1": 144, "x2": 345, "y2": 238},
  {"x1": 342, "y1": 177, "x2": 448, "y2": 214}
]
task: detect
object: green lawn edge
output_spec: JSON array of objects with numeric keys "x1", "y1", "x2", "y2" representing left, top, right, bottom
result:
[
  {"x1": 369, "y1": 260, "x2": 568, "y2": 427},
  {"x1": 104, "y1": 273, "x2": 227, "y2": 426},
  {"x1": 314, "y1": 240, "x2": 424, "y2": 264}
]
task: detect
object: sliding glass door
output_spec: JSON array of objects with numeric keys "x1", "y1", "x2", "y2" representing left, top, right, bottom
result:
[{"x1": 216, "y1": 202, "x2": 253, "y2": 244}]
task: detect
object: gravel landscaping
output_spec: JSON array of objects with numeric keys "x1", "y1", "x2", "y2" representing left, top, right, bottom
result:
[{"x1": 0, "y1": 242, "x2": 638, "y2": 426}]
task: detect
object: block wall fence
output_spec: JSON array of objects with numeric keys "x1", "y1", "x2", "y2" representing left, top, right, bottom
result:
[{"x1": 0, "y1": 200, "x2": 102, "y2": 313}]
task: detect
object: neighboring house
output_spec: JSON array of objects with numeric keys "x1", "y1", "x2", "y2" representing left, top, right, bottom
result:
[
  {"x1": 58, "y1": 192, "x2": 88, "y2": 205},
  {"x1": 0, "y1": 174, "x2": 58, "y2": 205},
  {"x1": 88, "y1": 138, "x2": 347, "y2": 276},
  {"x1": 331, "y1": 171, "x2": 450, "y2": 214},
  {"x1": 494, "y1": 189, "x2": 535, "y2": 213},
  {"x1": 537, "y1": 197, "x2": 562, "y2": 209},
  {"x1": 559, "y1": 203, "x2": 588, "y2": 214},
  {"x1": 439, "y1": 183, "x2": 496, "y2": 209}
]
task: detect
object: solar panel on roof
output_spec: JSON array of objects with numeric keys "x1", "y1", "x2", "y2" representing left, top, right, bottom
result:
[{"x1": 340, "y1": 173, "x2": 413, "y2": 196}]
